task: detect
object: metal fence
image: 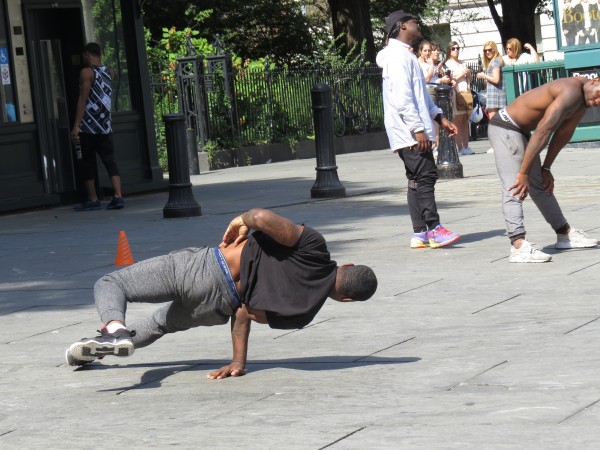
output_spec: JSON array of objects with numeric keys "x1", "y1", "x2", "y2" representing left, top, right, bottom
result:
[
  {"x1": 148, "y1": 58, "x2": 498, "y2": 165},
  {"x1": 149, "y1": 62, "x2": 386, "y2": 159}
]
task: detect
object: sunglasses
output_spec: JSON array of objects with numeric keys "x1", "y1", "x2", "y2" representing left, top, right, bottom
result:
[
  {"x1": 451, "y1": 47, "x2": 460, "y2": 51},
  {"x1": 484, "y1": 48, "x2": 493, "y2": 52}
]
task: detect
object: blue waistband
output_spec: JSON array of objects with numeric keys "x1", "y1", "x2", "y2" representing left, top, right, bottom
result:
[{"x1": 213, "y1": 247, "x2": 242, "y2": 308}]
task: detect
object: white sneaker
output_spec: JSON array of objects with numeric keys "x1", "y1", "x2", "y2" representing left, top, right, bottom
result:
[
  {"x1": 509, "y1": 240, "x2": 552, "y2": 263},
  {"x1": 460, "y1": 147, "x2": 474, "y2": 155},
  {"x1": 486, "y1": 148, "x2": 494, "y2": 154},
  {"x1": 555, "y1": 228, "x2": 598, "y2": 249}
]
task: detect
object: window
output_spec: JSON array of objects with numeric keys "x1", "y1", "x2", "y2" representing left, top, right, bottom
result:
[
  {"x1": 82, "y1": 0, "x2": 132, "y2": 111},
  {"x1": 0, "y1": 4, "x2": 17, "y2": 123}
]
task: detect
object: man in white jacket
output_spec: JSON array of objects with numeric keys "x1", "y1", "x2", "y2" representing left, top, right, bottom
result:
[{"x1": 377, "y1": 10, "x2": 461, "y2": 249}]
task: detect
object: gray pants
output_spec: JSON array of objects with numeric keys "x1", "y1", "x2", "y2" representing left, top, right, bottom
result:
[
  {"x1": 94, "y1": 247, "x2": 238, "y2": 348},
  {"x1": 488, "y1": 124, "x2": 567, "y2": 240}
]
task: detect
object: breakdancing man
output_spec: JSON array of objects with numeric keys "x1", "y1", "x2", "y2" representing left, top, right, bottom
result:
[{"x1": 66, "y1": 209, "x2": 378, "y2": 379}]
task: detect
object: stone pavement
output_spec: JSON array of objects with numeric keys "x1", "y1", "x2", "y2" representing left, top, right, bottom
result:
[{"x1": 1, "y1": 139, "x2": 600, "y2": 449}]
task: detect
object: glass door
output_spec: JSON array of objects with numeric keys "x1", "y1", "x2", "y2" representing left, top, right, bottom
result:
[{"x1": 37, "y1": 39, "x2": 75, "y2": 194}]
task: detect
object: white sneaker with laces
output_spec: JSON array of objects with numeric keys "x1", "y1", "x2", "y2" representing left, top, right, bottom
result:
[
  {"x1": 460, "y1": 146, "x2": 474, "y2": 155},
  {"x1": 555, "y1": 228, "x2": 598, "y2": 249},
  {"x1": 509, "y1": 240, "x2": 552, "y2": 263}
]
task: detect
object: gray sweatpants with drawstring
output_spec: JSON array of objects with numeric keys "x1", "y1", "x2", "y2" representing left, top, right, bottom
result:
[
  {"x1": 488, "y1": 124, "x2": 567, "y2": 241},
  {"x1": 94, "y1": 247, "x2": 238, "y2": 348}
]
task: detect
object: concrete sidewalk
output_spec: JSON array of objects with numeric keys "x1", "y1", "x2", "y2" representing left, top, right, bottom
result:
[{"x1": 1, "y1": 139, "x2": 600, "y2": 449}]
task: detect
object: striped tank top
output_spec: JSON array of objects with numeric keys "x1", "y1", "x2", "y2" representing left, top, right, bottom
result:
[{"x1": 81, "y1": 65, "x2": 112, "y2": 134}]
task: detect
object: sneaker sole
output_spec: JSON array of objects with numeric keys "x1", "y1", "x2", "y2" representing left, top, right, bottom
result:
[
  {"x1": 67, "y1": 338, "x2": 134, "y2": 363},
  {"x1": 65, "y1": 347, "x2": 96, "y2": 366},
  {"x1": 555, "y1": 242, "x2": 598, "y2": 249},
  {"x1": 410, "y1": 241, "x2": 429, "y2": 249},
  {"x1": 429, "y1": 235, "x2": 461, "y2": 249},
  {"x1": 509, "y1": 257, "x2": 551, "y2": 263}
]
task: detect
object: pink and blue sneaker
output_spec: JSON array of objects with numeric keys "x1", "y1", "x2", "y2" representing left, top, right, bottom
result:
[
  {"x1": 428, "y1": 225, "x2": 460, "y2": 249},
  {"x1": 410, "y1": 230, "x2": 430, "y2": 249}
]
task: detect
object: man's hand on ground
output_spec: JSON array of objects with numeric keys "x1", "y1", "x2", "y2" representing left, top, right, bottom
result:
[{"x1": 207, "y1": 361, "x2": 246, "y2": 379}]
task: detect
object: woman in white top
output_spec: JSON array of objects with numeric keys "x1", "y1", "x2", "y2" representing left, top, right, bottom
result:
[
  {"x1": 430, "y1": 42, "x2": 452, "y2": 85},
  {"x1": 442, "y1": 41, "x2": 473, "y2": 155},
  {"x1": 502, "y1": 38, "x2": 540, "y2": 93},
  {"x1": 502, "y1": 38, "x2": 539, "y2": 65},
  {"x1": 417, "y1": 40, "x2": 435, "y2": 82}
]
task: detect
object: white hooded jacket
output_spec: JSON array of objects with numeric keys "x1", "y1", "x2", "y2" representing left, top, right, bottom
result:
[{"x1": 376, "y1": 39, "x2": 442, "y2": 151}]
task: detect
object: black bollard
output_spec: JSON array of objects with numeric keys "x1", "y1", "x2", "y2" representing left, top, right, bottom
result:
[
  {"x1": 162, "y1": 114, "x2": 202, "y2": 218},
  {"x1": 310, "y1": 83, "x2": 346, "y2": 198},
  {"x1": 434, "y1": 84, "x2": 463, "y2": 179}
]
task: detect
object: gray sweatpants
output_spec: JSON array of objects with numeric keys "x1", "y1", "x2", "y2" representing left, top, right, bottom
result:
[
  {"x1": 94, "y1": 247, "x2": 238, "y2": 348},
  {"x1": 488, "y1": 124, "x2": 567, "y2": 240}
]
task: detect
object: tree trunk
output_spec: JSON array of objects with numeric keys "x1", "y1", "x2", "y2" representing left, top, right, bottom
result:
[
  {"x1": 328, "y1": 0, "x2": 376, "y2": 63},
  {"x1": 487, "y1": 0, "x2": 540, "y2": 50}
]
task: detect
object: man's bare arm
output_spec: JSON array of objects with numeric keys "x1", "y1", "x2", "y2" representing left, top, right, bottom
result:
[
  {"x1": 509, "y1": 89, "x2": 585, "y2": 199},
  {"x1": 542, "y1": 111, "x2": 586, "y2": 170},
  {"x1": 207, "y1": 305, "x2": 252, "y2": 379},
  {"x1": 221, "y1": 208, "x2": 303, "y2": 248}
]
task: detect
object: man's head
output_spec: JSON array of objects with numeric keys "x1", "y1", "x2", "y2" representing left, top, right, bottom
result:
[
  {"x1": 82, "y1": 42, "x2": 103, "y2": 65},
  {"x1": 385, "y1": 10, "x2": 421, "y2": 45},
  {"x1": 334, "y1": 264, "x2": 378, "y2": 302},
  {"x1": 583, "y1": 78, "x2": 600, "y2": 107}
]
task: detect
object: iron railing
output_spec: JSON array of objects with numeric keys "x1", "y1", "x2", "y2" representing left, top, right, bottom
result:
[
  {"x1": 149, "y1": 62, "x2": 386, "y2": 159},
  {"x1": 148, "y1": 58, "x2": 554, "y2": 165}
]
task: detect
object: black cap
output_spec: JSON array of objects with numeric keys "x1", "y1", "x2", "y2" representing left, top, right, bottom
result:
[{"x1": 385, "y1": 10, "x2": 416, "y2": 35}]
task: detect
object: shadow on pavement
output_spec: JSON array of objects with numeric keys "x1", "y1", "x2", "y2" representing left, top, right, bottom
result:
[{"x1": 84, "y1": 356, "x2": 421, "y2": 392}]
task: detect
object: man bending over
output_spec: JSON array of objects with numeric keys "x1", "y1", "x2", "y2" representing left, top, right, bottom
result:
[{"x1": 488, "y1": 77, "x2": 600, "y2": 263}]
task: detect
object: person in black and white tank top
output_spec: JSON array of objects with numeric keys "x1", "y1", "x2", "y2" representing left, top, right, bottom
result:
[{"x1": 70, "y1": 42, "x2": 124, "y2": 211}]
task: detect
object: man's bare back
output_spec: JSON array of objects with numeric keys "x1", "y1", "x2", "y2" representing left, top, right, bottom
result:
[
  {"x1": 506, "y1": 78, "x2": 590, "y2": 132},
  {"x1": 496, "y1": 77, "x2": 600, "y2": 192}
]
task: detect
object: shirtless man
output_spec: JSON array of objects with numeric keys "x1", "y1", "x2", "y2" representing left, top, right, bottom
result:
[
  {"x1": 65, "y1": 209, "x2": 378, "y2": 378},
  {"x1": 488, "y1": 77, "x2": 600, "y2": 263}
]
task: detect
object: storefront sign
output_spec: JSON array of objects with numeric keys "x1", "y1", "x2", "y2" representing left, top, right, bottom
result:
[{"x1": 555, "y1": 0, "x2": 600, "y2": 51}]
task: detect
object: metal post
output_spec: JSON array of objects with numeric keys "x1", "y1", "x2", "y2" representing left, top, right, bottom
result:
[
  {"x1": 310, "y1": 83, "x2": 346, "y2": 198},
  {"x1": 434, "y1": 84, "x2": 463, "y2": 179},
  {"x1": 162, "y1": 114, "x2": 202, "y2": 218}
]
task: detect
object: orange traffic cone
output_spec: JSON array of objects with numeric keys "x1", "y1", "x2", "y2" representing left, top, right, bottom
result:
[{"x1": 114, "y1": 231, "x2": 134, "y2": 266}]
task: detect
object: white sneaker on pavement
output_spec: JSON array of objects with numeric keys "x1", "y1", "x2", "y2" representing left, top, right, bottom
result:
[
  {"x1": 509, "y1": 240, "x2": 552, "y2": 263},
  {"x1": 460, "y1": 147, "x2": 474, "y2": 155},
  {"x1": 555, "y1": 227, "x2": 598, "y2": 249}
]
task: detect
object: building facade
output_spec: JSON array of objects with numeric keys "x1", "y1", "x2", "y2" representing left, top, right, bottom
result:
[
  {"x1": 427, "y1": 1, "x2": 561, "y2": 64},
  {"x1": 0, "y1": 0, "x2": 163, "y2": 213}
]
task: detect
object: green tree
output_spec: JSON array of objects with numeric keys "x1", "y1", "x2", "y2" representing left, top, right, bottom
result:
[
  {"x1": 487, "y1": 0, "x2": 548, "y2": 49},
  {"x1": 143, "y1": 0, "x2": 314, "y2": 65}
]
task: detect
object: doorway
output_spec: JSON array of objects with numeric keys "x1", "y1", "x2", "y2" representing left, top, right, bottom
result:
[{"x1": 25, "y1": 5, "x2": 84, "y2": 197}]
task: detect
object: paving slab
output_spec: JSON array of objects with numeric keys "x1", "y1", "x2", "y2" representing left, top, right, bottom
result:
[{"x1": 1, "y1": 140, "x2": 600, "y2": 449}]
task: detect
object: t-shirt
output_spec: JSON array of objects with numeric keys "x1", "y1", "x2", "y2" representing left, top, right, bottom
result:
[{"x1": 239, "y1": 226, "x2": 337, "y2": 329}]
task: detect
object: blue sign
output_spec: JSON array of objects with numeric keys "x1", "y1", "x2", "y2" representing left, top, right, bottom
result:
[{"x1": 0, "y1": 48, "x2": 8, "y2": 64}]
